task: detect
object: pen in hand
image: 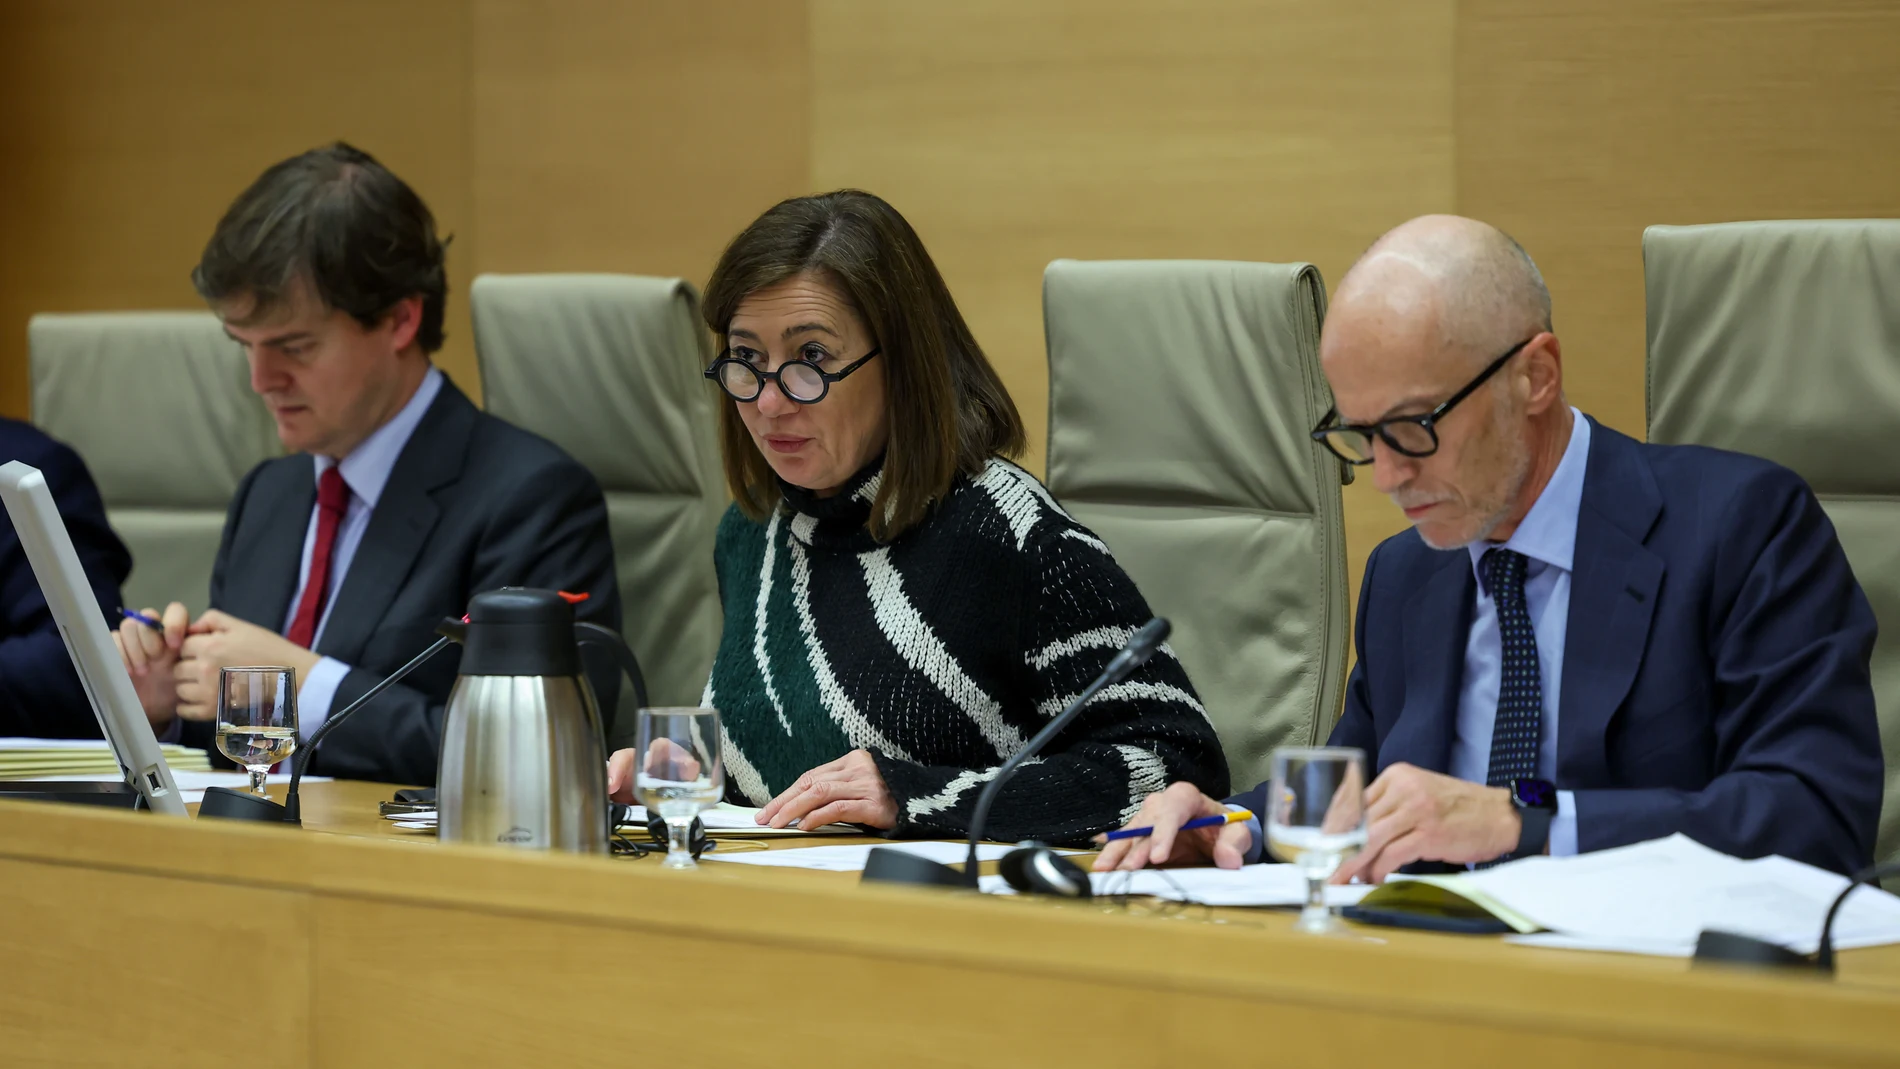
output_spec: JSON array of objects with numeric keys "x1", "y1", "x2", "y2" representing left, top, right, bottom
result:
[
  {"x1": 1103, "y1": 808, "x2": 1250, "y2": 842},
  {"x1": 118, "y1": 607, "x2": 164, "y2": 630}
]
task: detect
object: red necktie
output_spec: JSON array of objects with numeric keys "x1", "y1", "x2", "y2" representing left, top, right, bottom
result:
[{"x1": 286, "y1": 467, "x2": 349, "y2": 649}]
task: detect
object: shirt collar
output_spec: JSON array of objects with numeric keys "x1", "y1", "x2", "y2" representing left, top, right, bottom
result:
[
  {"x1": 313, "y1": 366, "x2": 445, "y2": 507},
  {"x1": 1466, "y1": 406, "x2": 1590, "y2": 575}
]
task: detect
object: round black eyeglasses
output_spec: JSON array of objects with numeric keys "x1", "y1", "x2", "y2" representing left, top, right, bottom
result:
[
  {"x1": 704, "y1": 347, "x2": 881, "y2": 405},
  {"x1": 1309, "y1": 337, "x2": 1535, "y2": 465}
]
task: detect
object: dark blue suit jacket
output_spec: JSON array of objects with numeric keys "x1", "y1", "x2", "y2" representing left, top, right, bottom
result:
[
  {"x1": 1236, "y1": 419, "x2": 1882, "y2": 875},
  {"x1": 0, "y1": 418, "x2": 132, "y2": 738}
]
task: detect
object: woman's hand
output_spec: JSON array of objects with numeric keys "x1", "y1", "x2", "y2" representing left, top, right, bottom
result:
[
  {"x1": 757, "y1": 749, "x2": 898, "y2": 830},
  {"x1": 1091, "y1": 781, "x2": 1250, "y2": 871},
  {"x1": 605, "y1": 739, "x2": 703, "y2": 806}
]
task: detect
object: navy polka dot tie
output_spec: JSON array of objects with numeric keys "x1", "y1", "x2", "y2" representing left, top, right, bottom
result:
[{"x1": 1481, "y1": 548, "x2": 1542, "y2": 789}]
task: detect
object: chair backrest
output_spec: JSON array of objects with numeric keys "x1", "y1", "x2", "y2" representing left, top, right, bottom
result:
[
  {"x1": 1043, "y1": 259, "x2": 1349, "y2": 791},
  {"x1": 1644, "y1": 220, "x2": 1900, "y2": 869},
  {"x1": 470, "y1": 274, "x2": 726, "y2": 717},
  {"x1": 29, "y1": 311, "x2": 281, "y2": 614}
]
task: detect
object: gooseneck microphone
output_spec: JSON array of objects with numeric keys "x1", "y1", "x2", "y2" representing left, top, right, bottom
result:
[
  {"x1": 959, "y1": 617, "x2": 1171, "y2": 887},
  {"x1": 198, "y1": 634, "x2": 456, "y2": 824},
  {"x1": 860, "y1": 617, "x2": 1172, "y2": 890}
]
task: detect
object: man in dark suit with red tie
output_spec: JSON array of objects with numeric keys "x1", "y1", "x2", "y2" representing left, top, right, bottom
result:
[{"x1": 114, "y1": 143, "x2": 620, "y2": 784}]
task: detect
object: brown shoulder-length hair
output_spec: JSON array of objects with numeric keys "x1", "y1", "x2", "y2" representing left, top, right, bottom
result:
[{"x1": 703, "y1": 190, "x2": 1026, "y2": 541}]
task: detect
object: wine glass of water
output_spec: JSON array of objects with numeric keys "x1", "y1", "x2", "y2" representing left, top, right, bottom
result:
[
  {"x1": 634, "y1": 707, "x2": 725, "y2": 869},
  {"x1": 1266, "y1": 746, "x2": 1369, "y2": 935},
  {"x1": 215, "y1": 666, "x2": 298, "y2": 798}
]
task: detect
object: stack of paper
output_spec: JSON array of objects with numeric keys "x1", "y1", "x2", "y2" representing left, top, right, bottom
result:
[
  {"x1": 1382, "y1": 834, "x2": 1900, "y2": 956},
  {"x1": 0, "y1": 737, "x2": 211, "y2": 776},
  {"x1": 978, "y1": 864, "x2": 1371, "y2": 907}
]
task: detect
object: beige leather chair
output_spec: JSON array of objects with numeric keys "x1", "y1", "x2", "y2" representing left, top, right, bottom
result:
[
  {"x1": 470, "y1": 274, "x2": 726, "y2": 729},
  {"x1": 1645, "y1": 220, "x2": 1900, "y2": 871},
  {"x1": 1043, "y1": 259, "x2": 1350, "y2": 792},
  {"x1": 29, "y1": 311, "x2": 280, "y2": 615}
]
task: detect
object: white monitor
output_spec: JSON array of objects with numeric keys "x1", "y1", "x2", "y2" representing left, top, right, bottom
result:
[{"x1": 0, "y1": 460, "x2": 187, "y2": 815}]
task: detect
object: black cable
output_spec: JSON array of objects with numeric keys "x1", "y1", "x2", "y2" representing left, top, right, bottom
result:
[{"x1": 1815, "y1": 861, "x2": 1900, "y2": 973}]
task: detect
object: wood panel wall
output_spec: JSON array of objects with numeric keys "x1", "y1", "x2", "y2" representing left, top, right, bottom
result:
[{"x1": 3, "y1": 0, "x2": 1897, "y2": 613}]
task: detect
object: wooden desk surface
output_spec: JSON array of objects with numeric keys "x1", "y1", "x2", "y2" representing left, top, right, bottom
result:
[
  {"x1": 0, "y1": 781, "x2": 1893, "y2": 1069},
  {"x1": 287, "y1": 779, "x2": 1900, "y2": 990}
]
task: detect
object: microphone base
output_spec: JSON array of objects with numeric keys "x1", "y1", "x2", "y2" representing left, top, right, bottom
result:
[
  {"x1": 198, "y1": 786, "x2": 298, "y2": 824},
  {"x1": 1692, "y1": 929, "x2": 1814, "y2": 972},
  {"x1": 860, "y1": 846, "x2": 972, "y2": 890}
]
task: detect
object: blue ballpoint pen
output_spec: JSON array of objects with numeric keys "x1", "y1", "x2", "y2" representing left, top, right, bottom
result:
[
  {"x1": 118, "y1": 607, "x2": 164, "y2": 630},
  {"x1": 1103, "y1": 808, "x2": 1250, "y2": 841}
]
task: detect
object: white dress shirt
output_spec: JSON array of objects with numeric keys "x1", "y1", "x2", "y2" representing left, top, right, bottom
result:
[
  {"x1": 283, "y1": 367, "x2": 444, "y2": 739},
  {"x1": 1449, "y1": 407, "x2": 1590, "y2": 856}
]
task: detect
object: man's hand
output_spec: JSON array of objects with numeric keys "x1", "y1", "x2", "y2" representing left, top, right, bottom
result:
[
  {"x1": 1092, "y1": 781, "x2": 1250, "y2": 872},
  {"x1": 174, "y1": 610, "x2": 321, "y2": 722},
  {"x1": 756, "y1": 749, "x2": 897, "y2": 831},
  {"x1": 1330, "y1": 762, "x2": 1520, "y2": 884},
  {"x1": 114, "y1": 603, "x2": 191, "y2": 728}
]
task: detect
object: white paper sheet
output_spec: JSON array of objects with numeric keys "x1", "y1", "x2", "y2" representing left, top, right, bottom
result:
[
  {"x1": 703, "y1": 841, "x2": 1034, "y2": 872},
  {"x1": 1465, "y1": 833, "x2": 1900, "y2": 955},
  {"x1": 977, "y1": 863, "x2": 1373, "y2": 906}
]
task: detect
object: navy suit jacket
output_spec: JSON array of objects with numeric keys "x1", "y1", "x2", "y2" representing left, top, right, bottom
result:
[
  {"x1": 0, "y1": 418, "x2": 132, "y2": 737},
  {"x1": 1235, "y1": 418, "x2": 1882, "y2": 875}
]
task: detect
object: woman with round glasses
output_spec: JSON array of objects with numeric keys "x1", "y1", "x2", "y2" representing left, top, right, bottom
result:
[{"x1": 607, "y1": 190, "x2": 1228, "y2": 842}]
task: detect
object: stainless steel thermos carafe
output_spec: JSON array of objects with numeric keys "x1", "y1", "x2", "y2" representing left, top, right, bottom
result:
[{"x1": 434, "y1": 588, "x2": 642, "y2": 854}]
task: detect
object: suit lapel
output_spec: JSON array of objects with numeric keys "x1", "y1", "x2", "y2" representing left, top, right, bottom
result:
[
  {"x1": 1381, "y1": 552, "x2": 1475, "y2": 774},
  {"x1": 1558, "y1": 421, "x2": 1665, "y2": 786},
  {"x1": 314, "y1": 381, "x2": 476, "y2": 665},
  {"x1": 223, "y1": 461, "x2": 315, "y2": 631}
]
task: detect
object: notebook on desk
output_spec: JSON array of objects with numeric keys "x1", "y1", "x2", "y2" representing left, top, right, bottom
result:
[{"x1": 1348, "y1": 835, "x2": 1900, "y2": 955}]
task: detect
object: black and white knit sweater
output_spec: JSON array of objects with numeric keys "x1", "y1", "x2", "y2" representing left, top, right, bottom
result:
[{"x1": 703, "y1": 457, "x2": 1230, "y2": 844}]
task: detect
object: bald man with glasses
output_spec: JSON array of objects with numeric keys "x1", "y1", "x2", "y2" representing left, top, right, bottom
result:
[{"x1": 1098, "y1": 215, "x2": 1881, "y2": 879}]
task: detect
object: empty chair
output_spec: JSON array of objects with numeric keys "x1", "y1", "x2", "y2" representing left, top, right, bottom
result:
[
  {"x1": 1645, "y1": 220, "x2": 1900, "y2": 870},
  {"x1": 29, "y1": 311, "x2": 280, "y2": 614},
  {"x1": 1043, "y1": 259, "x2": 1349, "y2": 790},
  {"x1": 470, "y1": 273, "x2": 726, "y2": 730}
]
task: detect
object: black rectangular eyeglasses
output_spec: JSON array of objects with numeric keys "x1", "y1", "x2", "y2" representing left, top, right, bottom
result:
[{"x1": 1309, "y1": 337, "x2": 1534, "y2": 465}]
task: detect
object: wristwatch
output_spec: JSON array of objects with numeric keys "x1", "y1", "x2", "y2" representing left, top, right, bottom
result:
[{"x1": 1510, "y1": 778, "x2": 1557, "y2": 856}]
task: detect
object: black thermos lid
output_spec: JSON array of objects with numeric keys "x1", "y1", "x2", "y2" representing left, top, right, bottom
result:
[{"x1": 453, "y1": 588, "x2": 581, "y2": 677}]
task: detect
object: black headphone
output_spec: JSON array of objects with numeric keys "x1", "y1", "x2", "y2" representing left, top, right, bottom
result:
[{"x1": 998, "y1": 841, "x2": 1093, "y2": 898}]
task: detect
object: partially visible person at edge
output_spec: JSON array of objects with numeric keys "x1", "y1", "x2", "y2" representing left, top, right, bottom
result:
[{"x1": 0, "y1": 418, "x2": 132, "y2": 737}]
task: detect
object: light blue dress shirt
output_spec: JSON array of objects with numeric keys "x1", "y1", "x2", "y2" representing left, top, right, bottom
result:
[
  {"x1": 1450, "y1": 407, "x2": 1589, "y2": 857},
  {"x1": 283, "y1": 367, "x2": 444, "y2": 739}
]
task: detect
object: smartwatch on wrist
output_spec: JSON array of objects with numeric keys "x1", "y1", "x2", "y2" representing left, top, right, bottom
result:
[{"x1": 1510, "y1": 778, "x2": 1557, "y2": 856}]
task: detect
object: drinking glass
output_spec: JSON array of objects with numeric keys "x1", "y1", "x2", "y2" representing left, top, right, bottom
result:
[
  {"x1": 215, "y1": 666, "x2": 298, "y2": 798},
  {"x1": 633, "y1": 707, "x2": 725, "y2": 869},
  {"x1": 1265, "y1": 746, "x2": 1369, "y2": 935}
]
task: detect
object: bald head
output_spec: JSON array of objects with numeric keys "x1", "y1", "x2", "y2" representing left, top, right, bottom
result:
[
  {"x1": 1319, "y1": 216, "x2": 1571, "y2": 551},
  {"x1": 1333, "y1": 215, "x2": 1551, "y2": 366}
]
